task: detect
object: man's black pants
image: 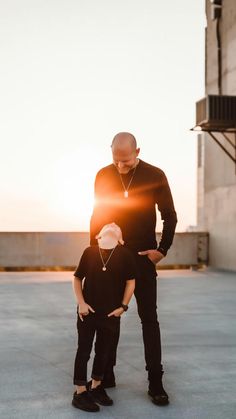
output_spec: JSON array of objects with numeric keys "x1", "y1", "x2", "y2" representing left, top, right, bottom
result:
[
  {"x1": 107, "y1": 253, "x2": 162, "y2": 377},
  {"x1": 73, "y1": 312, "x2": 120, "y2": 386}
]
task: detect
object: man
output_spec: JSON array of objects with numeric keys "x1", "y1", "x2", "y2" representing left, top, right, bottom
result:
[{"x1": 90, "y1": 132, "x2": 177, "y2": 405}]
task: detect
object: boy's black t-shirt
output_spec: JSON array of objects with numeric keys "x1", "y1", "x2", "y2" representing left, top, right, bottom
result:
[{"x1": 74, "y1": 245, "x2": 137, "y2": 314}]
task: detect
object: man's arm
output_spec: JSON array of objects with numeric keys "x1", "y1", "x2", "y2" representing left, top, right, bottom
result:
[
  {"x1": 90, "y1": 169, "x2": 116, "y2": 245},
  {"x1": 156, "y1": 170, "x2": 177, "y2": 255},
  {"x1": 90, "y1": 206, "x2": 106, "y2": 245},
  {"x1": 90, "y1": 172, "x2": 108, "y2": 245},
  {"x1": 139, "y1": 170, "x2": 177, "y2": 264}
]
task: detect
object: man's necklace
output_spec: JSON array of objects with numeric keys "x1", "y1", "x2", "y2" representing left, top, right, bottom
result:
[
  {"x1": 98, "y1": 246, "x2": 117, "y2": 271},
  {"x1": 118, "y1": 160, "x2": 139, "y2": 198}
]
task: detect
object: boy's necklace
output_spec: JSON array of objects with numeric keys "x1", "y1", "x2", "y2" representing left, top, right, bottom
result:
[
  {"x1": 118, "y1": 159, "x2": 139, "y2": 198},
  {"x1": 98, "y1": 246, "x2": 117, "y2": 271}
]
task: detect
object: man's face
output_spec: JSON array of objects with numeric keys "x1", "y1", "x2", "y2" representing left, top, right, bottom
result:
[{"x1": 112, "y1": 147, "x2": 139, "y2": 174}]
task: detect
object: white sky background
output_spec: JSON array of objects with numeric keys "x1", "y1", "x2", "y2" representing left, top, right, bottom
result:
[{"x1": 0, "y1": 0, "x2": 205, "y2": 232}]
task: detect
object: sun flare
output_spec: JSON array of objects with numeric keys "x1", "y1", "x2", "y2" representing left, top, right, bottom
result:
[{"x1": 46, "y1": 151, "x2": 101, "y2": 231}]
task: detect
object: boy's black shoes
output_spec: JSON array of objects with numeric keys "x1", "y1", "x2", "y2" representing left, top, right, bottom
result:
[
  {"x1": 72, "y1": 391, "x2": 100, "y2": 412},
  {"x1": 101, "y1": 368, "x2": 116, "y2": 388},
  {"x1": 89, "y1": 384, "x2": 114, "y2": 406}
]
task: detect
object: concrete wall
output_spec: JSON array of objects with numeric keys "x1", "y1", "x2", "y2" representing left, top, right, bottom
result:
[
  {"x1": 196, "y1": 1, "x2": 236, "y2": 270},
  {"x1": 0, "y1": 232, "x2": 208, "y2": 270}
]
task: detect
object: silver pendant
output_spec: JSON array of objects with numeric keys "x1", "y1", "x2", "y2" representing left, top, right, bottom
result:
[
  {"x1": 124, "y1": 190, "x2": 128, "y2": 198},
  {"x1": 102, "y1": 266, "x2": 106, "y2": 271}
]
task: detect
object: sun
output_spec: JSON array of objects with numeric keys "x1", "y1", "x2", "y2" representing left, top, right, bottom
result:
[{"x1": 46, "y1": 150, "x2": 100, "y2": 231}]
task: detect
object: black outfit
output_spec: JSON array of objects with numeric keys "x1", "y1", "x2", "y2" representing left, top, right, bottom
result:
[
  {"x1": 90, "y1": 159, "x2": 177, "y2": 379},
  {"x1": 73, "y1": 245, "x2": 136, "y2": 386}
]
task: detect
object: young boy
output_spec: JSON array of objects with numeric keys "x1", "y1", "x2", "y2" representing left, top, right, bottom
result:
[{"x1": 72, "y1": 223, "x2": 136, "y2": 413}]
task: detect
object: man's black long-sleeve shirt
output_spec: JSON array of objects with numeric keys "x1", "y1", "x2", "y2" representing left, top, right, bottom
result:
[{"x1": 90, "y1": 159, "x2": 177, "y2": 255}]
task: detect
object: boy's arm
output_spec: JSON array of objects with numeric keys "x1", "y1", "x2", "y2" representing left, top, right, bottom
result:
[
  {"x1": 122, "y1": 279, "x2": 135, "y2": 306},
  {"x1": 108, "y1": 279, "x2": 135, "y2": 317},
  {"x1": 73, "y1": 276, "x2": 95, "y2": 321}
]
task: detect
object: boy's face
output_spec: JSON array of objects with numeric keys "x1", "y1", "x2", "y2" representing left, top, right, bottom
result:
[{"x1": 96, "y1": 223, "x2": 124, "y2": 248}]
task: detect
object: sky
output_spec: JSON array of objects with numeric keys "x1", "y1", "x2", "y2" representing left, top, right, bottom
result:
[{"x1": 0, "y1": 0, "x2": 205, "y2": 232}]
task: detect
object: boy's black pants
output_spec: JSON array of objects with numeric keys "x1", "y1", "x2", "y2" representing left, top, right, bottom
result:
[{"x1": 73, "y1": 312, "x2": 120, "y2": 386}]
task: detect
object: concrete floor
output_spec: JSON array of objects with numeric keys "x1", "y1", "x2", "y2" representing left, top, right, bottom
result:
[{"x1": 0, "y1": 269, "x2": 236, "y2": 419}]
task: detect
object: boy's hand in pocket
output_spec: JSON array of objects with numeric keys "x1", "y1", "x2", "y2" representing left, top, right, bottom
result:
[{"x1": 107, "y1": 307, "x2": 124, "y2": 317}]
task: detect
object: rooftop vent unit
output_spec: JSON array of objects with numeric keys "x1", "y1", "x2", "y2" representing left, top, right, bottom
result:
[{"x1": 196, "y1": 95, "x2": 236, "y2": 131}]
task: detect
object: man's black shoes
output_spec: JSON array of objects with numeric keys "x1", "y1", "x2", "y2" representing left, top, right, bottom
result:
[
  {"x1": 148, "y1": 383, "x2": 169, "y2": 406},
  {"x1": 72, "y1": 391, "x2": 100, "y2": 412},
  {"x1": 101, "y1": 368, "x2": 116, "y2": 388},
  {"x1": 148, "y1": 370, "x2": 169, "y2": 406},
  {"x1": 89, "y1": 384, "x2": 114, "y2": 406}
]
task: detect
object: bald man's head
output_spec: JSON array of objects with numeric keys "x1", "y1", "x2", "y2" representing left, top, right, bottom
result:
[
  {"x1": 111, "y1": 132, "x2": 137, "y2": 151},
  {"x1": 111, "y1": 132, "x2": 140, "y2": 174}
]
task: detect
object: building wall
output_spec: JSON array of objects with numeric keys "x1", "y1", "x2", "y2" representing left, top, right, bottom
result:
[
  {"x1": 197, "y1": 0, "x2": 236, "y2": 270},
  {"x1": 0, "y1": 232, "x2": 209, "y2": 270}
]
